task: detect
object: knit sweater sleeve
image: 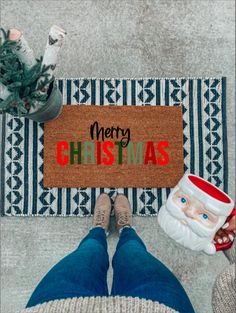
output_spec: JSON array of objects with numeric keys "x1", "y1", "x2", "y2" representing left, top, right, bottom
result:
[
  {"x1": 16, "y1": 296, "x2": 179, "y2": 313},
  {"x1": 212, "y1": 242, "x2": 236, "y2": 313}
]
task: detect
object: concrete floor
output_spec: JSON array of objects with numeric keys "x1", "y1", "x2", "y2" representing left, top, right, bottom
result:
[{"x1": 1, "y1": 1, "x2": 235, "y2": 313}]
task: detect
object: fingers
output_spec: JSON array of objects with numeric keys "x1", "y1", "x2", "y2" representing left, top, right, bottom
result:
[
  {"x1": 223, "y1": 236, "x2": 230, "y2": 243},
  {"x1": 224, "y1": 215, "x2": 236, "y2": 232},
  {"x1": 215, "y1": 229, "x2": 225, "y2": 238},
  {"x1": 214, "y1": 216, "x2": 236, "y2": 245},
  {"x1": 215, "y1": 229, "x2": 227, "y2": 243},
  {"x1": 214, "y1": 229, "x2": 232, "y2": 244},
  {"x1": 228, "y1": 231, "x2": 235, "y2": 242},
  {"x1": 222, "y1": 222, "x2": 229, "y2": 229},
  {"x1": 214, "y1": 234, "x2": 223, "y2": 244}
]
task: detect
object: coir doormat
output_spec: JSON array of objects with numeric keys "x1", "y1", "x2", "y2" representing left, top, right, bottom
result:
[
  {"x1": 44, "y1": 106, "x2": 183, "y2": 188},
  {"x1": 0, "y1": 78, "x2": 228, "y2": 216}
]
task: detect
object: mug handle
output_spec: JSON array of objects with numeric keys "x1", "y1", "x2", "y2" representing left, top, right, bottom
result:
[{"x1": 215, "y1": 207, "x2": 236, "y2": 252}]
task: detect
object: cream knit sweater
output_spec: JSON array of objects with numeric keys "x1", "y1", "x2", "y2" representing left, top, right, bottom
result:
[
  {"x1": 212, "y1": 242, "x2": 236, "y2": 313},
  {"x1": 18, "y1": 296, "x2": 178, "y2": 313}
]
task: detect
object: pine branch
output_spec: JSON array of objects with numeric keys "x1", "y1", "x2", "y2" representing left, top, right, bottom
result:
[{"x1": 0, "y1": 27, "x2": 54, "y2": 116}]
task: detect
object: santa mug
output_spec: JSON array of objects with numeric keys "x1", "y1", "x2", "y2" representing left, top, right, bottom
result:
[{"x1": 158, "y1": 174, "x2": 235, "y2": 255}]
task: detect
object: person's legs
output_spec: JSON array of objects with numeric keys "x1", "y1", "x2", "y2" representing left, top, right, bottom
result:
[
  {"x1": 26, "y1": 227, "x2": 109, "y2": 307},
  {"x1": 111, "y1": 194, "x2": 195, "y2": 313},
  {"x1": 26, "y1": 193, "x2": 112, "y2": 308},
  {"x1": 111, "y1": 227, "x2": 195, "y2": 313}
]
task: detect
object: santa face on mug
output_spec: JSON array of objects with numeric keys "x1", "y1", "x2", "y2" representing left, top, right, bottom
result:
[{"x1": 158, "y1": 174, "x2": 234, "y2": 255}]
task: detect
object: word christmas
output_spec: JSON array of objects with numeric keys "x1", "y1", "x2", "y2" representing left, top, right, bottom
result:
[
  {"x1": 56, "y1": 121, "x2": 169, "y2": 166},
  {"x1": 57, "y1": 141, "x2": 169, "y2": 166}
]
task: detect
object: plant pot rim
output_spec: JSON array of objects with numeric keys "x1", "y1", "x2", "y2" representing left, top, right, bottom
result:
[{"x1": 24, "y1": 81, "x2": 57, "y2": 118}]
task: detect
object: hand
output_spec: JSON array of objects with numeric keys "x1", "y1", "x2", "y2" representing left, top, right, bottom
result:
[{"x1": 214, "y1": 215, "x2": 236, "y2": 244}]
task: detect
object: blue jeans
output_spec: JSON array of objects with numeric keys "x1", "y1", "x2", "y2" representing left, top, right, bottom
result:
[{"x1": 26, "y1": 227, "x2": 195, "y2": 313}]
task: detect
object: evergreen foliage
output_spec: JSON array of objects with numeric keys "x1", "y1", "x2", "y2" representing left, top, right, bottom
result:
[{"x1": 0, "y1": 28, "x2": 53, "y2": 116}]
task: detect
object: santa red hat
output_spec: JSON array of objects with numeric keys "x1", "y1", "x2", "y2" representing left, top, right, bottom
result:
[{"x1": 178, "y1": 174, "x2": 234, "y2": 216}]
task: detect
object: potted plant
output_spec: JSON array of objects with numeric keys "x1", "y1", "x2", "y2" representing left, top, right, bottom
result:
[{"x1": 0, "y1": 26, "x2": 66, "y2": 122}]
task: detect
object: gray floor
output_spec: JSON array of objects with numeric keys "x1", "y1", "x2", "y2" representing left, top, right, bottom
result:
[{"x1": 1, "y1": 1, "x2": 235, "y2": 313}]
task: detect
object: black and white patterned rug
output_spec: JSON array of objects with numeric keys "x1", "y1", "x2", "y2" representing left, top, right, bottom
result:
[{"x1": 0, "y1": 77, "x2": 228, "y2": 216}]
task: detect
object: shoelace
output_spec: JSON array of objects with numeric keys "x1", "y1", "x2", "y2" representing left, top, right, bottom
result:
[
  {"x1": 117, "y1": 212, "x2": 130, "y2": 226},
  {"x1": 94, "y1": 211, "x2": 106, "y2": 225}
]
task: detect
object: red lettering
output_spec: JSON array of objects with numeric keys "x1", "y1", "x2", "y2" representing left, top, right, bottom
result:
[
  {"x1": 103, "y1": 141, "x2": 114, "y2": 165},
  {"x1": 57, "y1": 141, "x2": 69, "y2": 165},
  {"x1": 144, "y1": 141, "x2": 156, "y2": 164},
  {"x1": 157, "y1": 141, "x2": 169, "y2": 165},
  {"x1": 97, "y1": 141, "x2": 102, "y2": 165}
]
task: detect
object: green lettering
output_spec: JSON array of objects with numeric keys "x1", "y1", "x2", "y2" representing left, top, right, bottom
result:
[
  {"x1": 115, "y1": 142, "x2": 123, "y2": 164},
  {"x1": 84, "y1": 142, "x2": 95, "y2": 164},
  {"x1": 70, "y1": 142, "x2": 81, "y2": 164},
  {"x1": 128, "y1": 142, "x2": 143, "y2": 164}
]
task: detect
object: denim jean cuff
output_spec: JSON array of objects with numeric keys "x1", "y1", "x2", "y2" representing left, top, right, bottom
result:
[
  {"x1": 90, "y1": 225, "x2": 109, "y2": 237},
  {"x1": 119, "y1": 225, "x2": 136, "y2": 236}
]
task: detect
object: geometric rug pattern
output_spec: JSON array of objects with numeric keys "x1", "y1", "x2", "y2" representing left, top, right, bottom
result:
[{"x1": 0, "y1": 77, "x2": 228, "y2": 216}]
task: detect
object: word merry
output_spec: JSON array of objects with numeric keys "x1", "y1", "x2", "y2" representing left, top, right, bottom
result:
[
  {"x1": 90, "y1": 121, "x2": 130, "y2": 147},
  {"x1": 57, "y1": 140, "x2": 169, "y2": 165}
]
